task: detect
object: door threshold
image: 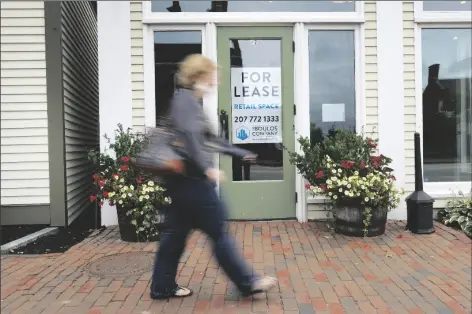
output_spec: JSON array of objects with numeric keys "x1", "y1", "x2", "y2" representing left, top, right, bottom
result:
[{"x1": 227, "y1": 217, "x2": 297, "y2": 222}]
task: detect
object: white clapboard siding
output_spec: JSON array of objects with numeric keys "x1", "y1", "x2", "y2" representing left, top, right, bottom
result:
[
  {"x1": 60, "y1": 1, "x2": 99, "y2": 224},
  {"x1": 130, "y1": 1, "x2": 145, "y2": 133},
  {"x1": 364, "y1": 1, "x2": 378, "y2": 137},
  {"x1": 403, "y1": 1, "x2": 416, "y2": 192},
  {"x1": 0, "y1": 1, "x2": 49, "y2": 206}
]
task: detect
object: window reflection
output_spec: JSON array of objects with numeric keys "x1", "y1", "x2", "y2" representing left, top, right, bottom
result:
[
  {"x1": 153, "y1": 31, "x2": 201, "y2": 119},
  {"x1": 423, "y1": 1, "x2": 472, "y2": 11},
  {"x1": 308, "y1": 30, "x2": 356, "y2": 144},
  {"x1": 421, "y1": 28, "x2": 471, "y2": 182},
  {"x1": 151, "y1": 1, "x2": 355, "y2": 12}
]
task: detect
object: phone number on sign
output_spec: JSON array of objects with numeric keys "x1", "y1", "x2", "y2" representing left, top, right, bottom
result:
[{"x1": 234, "y1": 116, "x2": 280, "y2": 123}]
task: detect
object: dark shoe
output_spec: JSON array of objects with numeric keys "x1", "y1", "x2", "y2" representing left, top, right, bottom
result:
[{"x1": 151, "y1": 286, "x2": 193, "y2": 300}]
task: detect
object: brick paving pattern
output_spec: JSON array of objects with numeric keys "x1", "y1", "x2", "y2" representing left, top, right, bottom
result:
[{"x1": 1, "y1": 221, "x2": 471, "y2": 314}]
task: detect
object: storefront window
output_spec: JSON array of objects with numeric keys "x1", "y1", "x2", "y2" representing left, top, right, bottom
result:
[
  {"x1": 422, "y1": 1, "x2": 471, "y2": 11},
  {"x1": 153, "y1": 31, "x2": 202, "y2": 119},
  {"x1": 308, "y1": 30, "x2": 356, "y2": 144},
  {"x1": 151, "y1": 1, "x2": 355, "y2": 13},
  {"x1": 421, "y1": 28, "x2": 471, "y2": 182}
]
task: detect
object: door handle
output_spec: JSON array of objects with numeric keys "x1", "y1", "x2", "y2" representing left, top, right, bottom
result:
[{"x1": 219, "y1": 110, "x2": 229, "y2": 140}]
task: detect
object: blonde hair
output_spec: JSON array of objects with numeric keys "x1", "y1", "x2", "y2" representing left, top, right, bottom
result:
[{"x1": 177, "y1": 54, "x2": 216, "y2": 89}]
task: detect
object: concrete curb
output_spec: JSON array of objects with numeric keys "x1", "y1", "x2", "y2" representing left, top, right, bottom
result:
[{"x1": 1, "y1": 227, "x2": 59, "y2": 253}]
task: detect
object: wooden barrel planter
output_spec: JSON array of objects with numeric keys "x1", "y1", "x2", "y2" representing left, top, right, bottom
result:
[{"x1": 332, "y1": 201, "x2": 388, "y2": 237}]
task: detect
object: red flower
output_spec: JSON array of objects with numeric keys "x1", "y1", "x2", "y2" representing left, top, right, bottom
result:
[
  {"x1": 367, "y1": 139, "x2": 377, "y2": 148},
  {"x1": 92, "y1": 174, "x2": 100, "y2": 181},
  {"x1": 103, "y1": 191, "x2": 109, "y2": 198},
  {"x1": 112, "y1": 173, "x2": 120, "y2": 179},
  {"x1": 98, "y1": 179, "x2": 106, "y2": 188},
  {"x1": 89, "y1": 195, "x2": 97, "y2": 202},
  {"x1": 392, "y1": 175, "x2": 396, "y2": 181},
  {"x1": 136, "y1": 176, "x2": 143, "y2": 184},
  {"x1": 119, "y1": 165, "x2": 129, "y2": 171},
  {"x1": 315, "y1": 170, "x2": 324, "y2": 179},
  {"x1": 121, "y1": 156, "x2": 131, "y2": 163},
  {"x1": 360, "y1": 161, "x2": 366, "y2": 169},
  {"x1": 319, "y1": 185, "x2": 328, "y2": 192},
  {"x1": 98, "y1": 201, "x2": 103, "y2": 207},
  {"x1": 305, "y1": 184, "x2": 311, "y2": 190},
  {"x1": 341, "y1": 161, "x2": 355, "y2": 169}
]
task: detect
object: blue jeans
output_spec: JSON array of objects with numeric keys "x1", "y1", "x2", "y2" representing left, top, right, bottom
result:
[{"x1": 151, "y1": 176, "x2": 256, "y2": 297}]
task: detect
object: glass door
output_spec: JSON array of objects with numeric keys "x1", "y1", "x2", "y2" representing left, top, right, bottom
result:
[{"x1": 217, "y1": 27, "x2": 295, "y2": 220}]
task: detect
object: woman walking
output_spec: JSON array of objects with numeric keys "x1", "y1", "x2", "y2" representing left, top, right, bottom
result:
[{"x1": 150, "y1": 54, "x2": 278, "y2": 299}]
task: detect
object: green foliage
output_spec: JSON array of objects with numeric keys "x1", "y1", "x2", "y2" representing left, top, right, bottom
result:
[
  {"x1": 88, "y1": 124, "x2": 168, "y2": 242},
  {"x1": 440, "y1": 192, "x2": 472, "y2": 237}
]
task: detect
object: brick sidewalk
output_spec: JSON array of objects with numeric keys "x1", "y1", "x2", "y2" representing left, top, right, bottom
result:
[{"x1": 1, "y1": 221, "x2": 471, "y2": 314}]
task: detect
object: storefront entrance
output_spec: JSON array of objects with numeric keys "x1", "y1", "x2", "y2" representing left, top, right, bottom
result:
[{"x1": 217, "y1": 27, "x2": 295, "y2": 220}]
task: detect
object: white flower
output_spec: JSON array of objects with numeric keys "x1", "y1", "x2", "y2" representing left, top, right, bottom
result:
[
  {"x1": 164, "y1": 197, "x2": 170, "y2": 203},
  {"x1": 139, "y1": 196, "x2": 143, "y2": 201},
  {"x1": 347, "y1": 184, "x2": 351, "y2": 188},
  {"x1": 121, "y1": 193, "x2": 127, "y2": 199},
  {"x1": 119, "y1": 178, "x2": 125, "y2": 183},
  {"x1": 332, "y1": 169, "x2": 336, "y2": 174},
  {"x1": 123, "y1": 186, "x2": 128, "y2": 191},
  {"x1": 331, "y1": 177, "x2": 337, "y2": 182},
  {"x1": 327, "y1": 179, "x2": 332, "y2": 185},
  {"x1": 337, "y1": 169, "x2": 342, "y2": 173},
  {"x1": 328, "y1": 192, "x2": 333, "y2": 196},
  {"x1": 145, "y1": 195, "x2": 150, "y2": 200},
  {"x1": 339, "y1": 188, "x2": 343, "y2": 193},
  {"x1": 344, "y1": 190, "x2": 349, "y2": 196},
  {"x1": 364, "y1": 197, "x2": 370, "y2": 202},
  {"x1": 148, "y1": 181, "x2": 154, "y2": 187},
  {"x1": 354, "y1": 171, "x2": 359, "y2": 176},
  {"x1": 128, "y1": 193, "x2": 132, "y2": 197},
  {"x1": 333, "y1": 195, "x2": 338, "y2": 200},
  {"x1": 118, "y1": 200, "x2": 123, "y2": 205},
  {"x1": 130, "y1": 185, "x2": 135, "y2": 191}
]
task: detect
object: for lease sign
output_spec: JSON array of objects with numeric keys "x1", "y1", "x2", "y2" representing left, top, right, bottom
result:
[{"x1": 230, "y1": 67, "x2": 282, "y2": 144}]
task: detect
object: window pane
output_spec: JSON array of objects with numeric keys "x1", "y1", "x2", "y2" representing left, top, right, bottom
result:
[
  {"x1": 154, "y1": 31, "x2": 202, "y2": 118},
  {"x1": 151, "y1": 1, "x2": 355, "y2": 12},
  {"x1": 421, "y1": 28, "x2": 472, "y2": 182},
  {"x1": 229, "y1": 39, "x2": 284, "y2": 181},
  {"x1": 308, "y1": 30, "x2": 356, "y2": 144},
  {"x1": 423, "y1": 1, "x2": 472, "y2": 11}
]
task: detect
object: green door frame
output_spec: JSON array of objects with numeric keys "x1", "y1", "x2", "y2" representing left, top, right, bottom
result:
[{"x1": 217, "y1": 26, "x2": 295, "y2": 220}]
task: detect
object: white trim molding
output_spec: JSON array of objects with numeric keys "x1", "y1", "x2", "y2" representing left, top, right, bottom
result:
[
  {"x1": 376, "y1": 0, "x2": 406, "y2": 219},
  {"x1": 98, "y1": 1, "x2": 132, "y2": 226}
]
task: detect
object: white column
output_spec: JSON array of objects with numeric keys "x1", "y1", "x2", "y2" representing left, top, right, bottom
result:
[
  {"x1": 98, "y1": 1, "x2": 132, "y2": 226},
  {"x1": 376, "y1": 1, "x2": 406, "y2": 220},
  {"x1": 294, "y1": 23, "x2": 309, "y2": 222}
]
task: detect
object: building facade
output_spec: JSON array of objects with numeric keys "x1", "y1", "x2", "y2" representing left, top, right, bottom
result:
[
  {"x1": 1, "y1": 1, "x2": 99, "y2": 226},
  {"x1": 98, "y1": 1, "x2": 469, "y2": 225}
]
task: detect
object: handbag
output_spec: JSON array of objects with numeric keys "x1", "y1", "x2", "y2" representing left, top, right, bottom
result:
[{"x1": 133, "y1": 118, "x2": 186, "y2": 175}]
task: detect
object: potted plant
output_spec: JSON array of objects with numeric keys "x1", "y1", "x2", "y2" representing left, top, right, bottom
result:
[
  {"x1": 88, "y1": 124, "x2": 171, "y2": 242},
  {"x1": 288, "y1": 129, "x2": 403, "y2": 237}
]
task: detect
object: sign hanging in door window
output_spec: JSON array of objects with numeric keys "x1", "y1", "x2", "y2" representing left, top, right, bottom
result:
[{"x1": 231, "y1": 67, "x2": 282, "y2": 144}]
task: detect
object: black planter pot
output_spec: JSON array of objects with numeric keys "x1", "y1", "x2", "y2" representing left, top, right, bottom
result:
[
  {"x1": 333, "y1": 201, "x2": 388, "y2": 237},
  {"x1": 116, "y1": 206, "x2": 164, "y2": 242},
  {"x1": 116, "y1": 206, "x2": 138, "y2": 242}
]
